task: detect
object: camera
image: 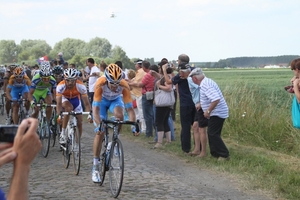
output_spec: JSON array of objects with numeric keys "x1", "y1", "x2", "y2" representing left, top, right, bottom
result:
[
  {"x1": 0, "y1": 125, "x2": 19, "y2": 143},
  {"x1": 167, "y1": 62, "x2": 172, "y2": 68}
]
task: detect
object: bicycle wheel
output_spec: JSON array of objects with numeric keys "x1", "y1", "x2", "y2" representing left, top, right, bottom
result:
[
  {"x1": 62, "y1": 126, "x2": 71, "y2": 169},
  {"x1": 41, "y1": 120, "x2": 51, "y2": 157},
  {"x1": 99, "y1": 138, "x2": 107, "y2": 186},
  {"x1": 109, "y1": 138, "x2": 124, "y2": 198},
  {"x1": 0, "y1": 95, "x2": 4, "y2": 115},
  {"x1": 50, "y1": 111, "x2": 57, "y2": 147},
  {"x1": 72, "y1": 127, "x2": 81, "y2": 175}
]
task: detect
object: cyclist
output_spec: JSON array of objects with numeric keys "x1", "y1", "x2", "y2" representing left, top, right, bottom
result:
[
  {"x1": 56, "y1": 68, "x2": 92, "y2": 149},
  {"x1": 52, "y1": 65, "x2": 64, "y2": 84},
  {"x1": 3, "y1": 64, "x2": 18, "y2": 124},
  {"x1": 6, "y1": 67, "x2": 31, "y2": 124},
  {"x1": 28, "y1": 61, "x2": 56, "y2": 124},
  {"x1": 0, "y1": 66, "x2": 5, "y2": 90},
  {"x1": 91, "y1": 63, "x2": 138, "y2": 183}
]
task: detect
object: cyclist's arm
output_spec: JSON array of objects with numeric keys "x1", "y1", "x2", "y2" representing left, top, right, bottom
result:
[
  {"x1": 122, "y1": 82, "x2": 136, "y2": 122},
  {"x1": 27, "y1": 88, "x2": 35, "y2": 102},
  {"x1": 56, "y1": 95, "x2": 63, "y2": 114},
  {"x1": 92, "y1": 105, "x2": 101, "y2": 127},
  {"x1": 82, "y1": 94, "x2": 91, "y2": 112},
  {"x1": 6, "y1": 87, "x2": 12, "y2": 101}
]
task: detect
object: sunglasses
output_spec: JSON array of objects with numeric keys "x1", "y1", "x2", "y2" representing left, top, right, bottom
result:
[
  {"x1": 15, "y1": 75, "x2": 24, "y2": 79},
  {"x1": 109, "y1": 81, "x2": 120, "y2": 86},
  {"x1": 66, "y1": 79, "x2": 76, "y2": 83},
  {"x1": 42, "y1": 76, "x2": 50, "y2": 81}
]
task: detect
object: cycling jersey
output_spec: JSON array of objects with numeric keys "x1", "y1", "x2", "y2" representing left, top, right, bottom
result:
[
  {"x1": 93, "y1": 76, "x2": 133, "y2": 120},
  {"x1": 31, "y1": 73, "x2": 56, "y2": 103},
  {"x1": 56, "y1": 79, "x2": 88, "y2": 99},
  {"x1": 8, "y1": 75, "x2": 31, "y2": 88},
  {"x1": 31, "y1": 73, "x2": 56, "y2": 91},
  {"x1": 57, "y1": 79, "x2": 88, "y2": 112},
  {"x1": 7, "y1": 75, "x2": 31, "y2": 101}
]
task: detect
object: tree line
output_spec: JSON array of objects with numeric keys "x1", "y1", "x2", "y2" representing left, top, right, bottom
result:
[{"x1": 0, "y1": 37, "x2": 155, "y2": 69}]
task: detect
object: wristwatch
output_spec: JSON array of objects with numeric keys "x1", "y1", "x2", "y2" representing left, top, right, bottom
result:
[{"x1": 206, "y1": 110, "x2": 210, "y2": 114}]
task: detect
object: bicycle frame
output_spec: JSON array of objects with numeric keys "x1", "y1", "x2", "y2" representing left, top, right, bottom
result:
[
  {"x1": 98, "y1": 119, "x2": 139, "y2": 198},
  {"x1": 60, "y1": 111, "x2": 90, "y2": 175}
]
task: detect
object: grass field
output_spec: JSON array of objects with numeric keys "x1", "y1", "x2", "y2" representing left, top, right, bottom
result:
[{"x1": 129, "y1": 68, "x2": 300, "y2": 200}]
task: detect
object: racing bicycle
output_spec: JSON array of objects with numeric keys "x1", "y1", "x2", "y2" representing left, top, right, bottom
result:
[
  {"x1": 98, "y1": 119, "x2": 139, "y2": 198},
  {"x1": 60, "y1": 111, "x2": 90, "y2": 175},
  {"x1": 36, "y1": 100, "x2": 55, "y2": 158}
]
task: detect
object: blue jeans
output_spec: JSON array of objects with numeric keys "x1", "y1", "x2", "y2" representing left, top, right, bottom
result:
[{"x1": 142, "y1": 95, "x2": 155, "y2": 137}]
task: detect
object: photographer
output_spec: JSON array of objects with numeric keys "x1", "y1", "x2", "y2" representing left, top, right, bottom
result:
[{"x1": 0, "y1": 118, "x2": 41, "y2": 200}]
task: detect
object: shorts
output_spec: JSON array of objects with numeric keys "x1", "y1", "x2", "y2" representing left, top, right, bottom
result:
[
  {"x1": 194, "y1": 108, "x2": 208, "y2": 128},
  {"x1": 33, "y1": 89, "x2": 51, "y2": 103},
  {"x1": 10, "y1": 86, "x2": 29, "y2": 101},
  {"x1": 62, "y1": 96, "x2": 83, "y2": 112},
  {"x1": 93, "y1": 96, "x2": 124, "y2": 120}
]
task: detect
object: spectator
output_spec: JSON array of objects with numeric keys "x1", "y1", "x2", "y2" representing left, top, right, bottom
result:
[
  {"x1": 115, "y1": 61, "x2": 128, "y2": 80},
  {"x1": 189, "y1": 68, "x2": 230, "y2": 161},
  {"x1": 128, "y1": 59, "x2": 146, "y2": 134},
  {"x1": 0, "y1": 118, "x2": 41, "y2": 199},
  {"x1": 129, "y1": 61, "x2": 155, "y2": 137},
  {"x1": 87, "y1": 58, "x2": 100, "y2": 104},
  {"x1": 99, "y1": 61, "x2": 107, "y2": 77},
  {"x1": 152, "y1": 65, "x2": 173, "y2": 148},
  {"x1": 162, "y1": 54, "x2": 196, "y2": 153},
  {"x1": 188, "y1": 68, "x2": 208, "y2": 157}
]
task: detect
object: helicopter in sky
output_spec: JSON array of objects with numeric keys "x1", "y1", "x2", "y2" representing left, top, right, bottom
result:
[{"x1": 110, "y1": 12, "x2": 116, "y2": 18}]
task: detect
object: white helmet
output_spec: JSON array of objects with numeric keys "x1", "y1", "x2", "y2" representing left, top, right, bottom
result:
[
  {"x1": 39, "y1": 61, "x2": 51, "y2": 77},
  {"x1": 64, "y1": 68, "x2": 78, "y2": 79}
]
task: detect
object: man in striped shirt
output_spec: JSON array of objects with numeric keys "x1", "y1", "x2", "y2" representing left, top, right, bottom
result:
[{"x1": 189, "y1": 68, "x2": 230, "y2": 161}]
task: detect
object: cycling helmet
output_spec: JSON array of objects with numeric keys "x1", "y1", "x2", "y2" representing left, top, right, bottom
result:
[
  {"x1": 52, "y1": 65, "x2": 64, "y2": 75},
  {"x1": 104, "y1": 63, "x2": 123, "y2": 83},
  {"x1": 13, "y1": 67, "x2": 25, "y2": 77},
  {"x1": 39, "y1": 61, "x2": 51, "y2": 77},
  {"x1": 64, "y1": 68, "x2": 78, "y2": 79},
  {"x1": 8, "y1": 64, "x2": 17, "y2": 72},
  {"x1": 0, "y1": 67, "x2": 5, "y2": 74}
]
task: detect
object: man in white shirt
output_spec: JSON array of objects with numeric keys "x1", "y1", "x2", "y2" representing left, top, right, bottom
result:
[{"x1": 87, "y1": 58, "x2": 100, "y2": 104}]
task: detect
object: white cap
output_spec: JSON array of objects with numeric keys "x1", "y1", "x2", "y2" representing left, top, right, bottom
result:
[{"x1": 189, "y1": 68, "x2": 203, "y2": 77}]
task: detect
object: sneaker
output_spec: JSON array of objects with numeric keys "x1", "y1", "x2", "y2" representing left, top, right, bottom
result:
[
  {"x1": 92, "y1": 165, "x2": 101, "y2": 183},
  {"x1": 59, "y1": 135, "x2": 66, "y2": 145}
]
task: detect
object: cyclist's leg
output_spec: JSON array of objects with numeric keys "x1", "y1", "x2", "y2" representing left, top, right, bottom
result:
[
  {"x1": 23, "y1": 86, "x2": 30, "y2": 116},
  {"x1": 59, "y1": 97, "x2": 73, "y2": 143},
  {"x1": 92, "y1": 98, "x2": 109, "y2": 182},
  {"x1": 10, "y1": 87, "x2": 21, "y2": 124},
  {"x1": 73, "y1": 98, "x2": 83, "y2": 139},
  {"x1": 110, "y1": 97, "x2": 124, "y2": 132},
  {"x1": 44, "y1": 89, "x2": 53, "y2": 122}
]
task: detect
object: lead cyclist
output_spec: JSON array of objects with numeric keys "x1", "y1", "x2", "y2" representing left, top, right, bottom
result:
[{"x1": 91, "y1": 63, "x2": 139, "y2": 183}]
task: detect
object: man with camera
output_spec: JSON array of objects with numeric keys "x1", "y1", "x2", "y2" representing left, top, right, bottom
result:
[{"x1": 0, "y1": 118, "x2": 42, "y2": 200}]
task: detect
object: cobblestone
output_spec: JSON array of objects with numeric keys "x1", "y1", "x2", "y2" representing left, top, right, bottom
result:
[{"x1": 0, "y1": 117, "x2": 273, "y2": 200}]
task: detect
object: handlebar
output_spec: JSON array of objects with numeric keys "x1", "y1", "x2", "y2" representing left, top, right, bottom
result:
[
  {"x1": 100, "y1": 119, "x2": 140, "y2": 133},
  {"x1": 61, "y1": 111, "x2": 90, "y2": 116}
]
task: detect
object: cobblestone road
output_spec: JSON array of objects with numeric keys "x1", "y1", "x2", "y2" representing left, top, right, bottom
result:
[{"x1": 0, "y1": 117, "x2": 273, "y2": 200}]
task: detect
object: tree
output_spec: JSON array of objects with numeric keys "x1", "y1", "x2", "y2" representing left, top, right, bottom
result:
[
  {"x1": 85, "y1": 37, "x2": 112, "y2": 58},
  {"x1": 0, "y1": 40, "x2": 18, "y2": 63},
  {"x1": 110, "y1": 46, "x2": 134, "y2": 69},
  {"x1": 19, "y1": 39, "x2": 51, "y2": 59},
  {"x1": 50, "y1": 38, "x2": 86, "y2": 61}
]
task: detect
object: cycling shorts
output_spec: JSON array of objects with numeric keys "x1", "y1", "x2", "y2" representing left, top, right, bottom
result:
[
  {"x1": 62, "y1": 96, "x2": 83, "y2": 112},
  {"x1": 10, "y1": 85, "x2": 29, "y2": 101},
  {"x1": 33, "y1": 89, "x2": 51, "y2": 103},
  {"x1": 93, "y1": 96, "x2": 124, "y2": 120}
]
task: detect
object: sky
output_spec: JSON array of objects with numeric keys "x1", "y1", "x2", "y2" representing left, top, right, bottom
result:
[{"x1": 0, "y1": 0, "x2": 299, "y2": 62}]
